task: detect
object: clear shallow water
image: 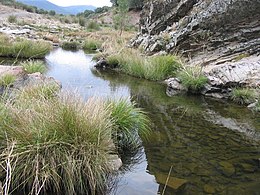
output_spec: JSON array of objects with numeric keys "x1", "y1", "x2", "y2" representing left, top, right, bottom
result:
[{"x1": 45, "y1": 49, "x2": 260, "y2": 195}]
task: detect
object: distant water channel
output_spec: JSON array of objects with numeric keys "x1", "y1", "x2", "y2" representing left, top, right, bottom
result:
[{"x1": 45, "y1": 48, "x2": 260, "y2": 194}]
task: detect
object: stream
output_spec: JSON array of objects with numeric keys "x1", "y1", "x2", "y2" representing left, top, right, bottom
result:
[{"x1": 45, "y1": 48, "x2": 260, "y2": 195}]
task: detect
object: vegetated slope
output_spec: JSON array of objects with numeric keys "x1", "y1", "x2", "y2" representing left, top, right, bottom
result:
[{"x1": 16, "y1": 0, "x2": 96, "y2": 14}]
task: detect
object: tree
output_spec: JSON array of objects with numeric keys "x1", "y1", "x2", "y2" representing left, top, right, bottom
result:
[
  {"x1": 113, "y1": 0, "x2": 129, "y2": 36},
  {"x1": 110, "y1": 0, "x2": 144, "y2": 10}
]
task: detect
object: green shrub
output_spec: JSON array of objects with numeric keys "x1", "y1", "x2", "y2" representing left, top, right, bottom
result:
[
  {"x1": 83, "y1": 39, "x2": 102, "y2": 51},
  {"x1": 0, "y1": 74, "x2": 16, "y2": 87},
  {"x1": 21, "y1": 60, "x2": 47, "y2": 74},
  {"x1": 178, "y1": 66, "x2": 208, "y2": 92},
  {"x1": 78, "y1": 17, "x2": 86, "y2": 27},
  {"x1": 231, "y1": 88, "x2": 256, "y2": 105},
  {"x1": 8, "y1": 15, "x2": 17, "y2": 23},
  {"x1": 61, "y1": 41, "x2": 80, "y2": 50},
  {"x1": 87, "y1": 20, "x2": 100, "y2": 31}
]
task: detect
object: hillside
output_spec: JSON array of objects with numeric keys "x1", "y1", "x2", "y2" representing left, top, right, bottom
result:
[{"x1": 16, "y1": 0, "x2": 96, "y2": 15}]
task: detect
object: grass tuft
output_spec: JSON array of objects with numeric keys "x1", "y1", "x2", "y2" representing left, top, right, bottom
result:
[
  {"x1": 21, "y1": 60, "x2": 47, "y2": 74},
  {"x1": 83, "y1": 39, "x2": 102, "y2": 51},
  {"x1": 231, "y1": 88, "x2": 256, "y2": 105},
  {"x1": 107, "y1": 98, "x2": 150, "y2": 153},
  {"x1": 61, "y1": 41, "x2": 80, "y2": 50},
  {"x1": 0, "y1": 86, "x2": 151, "y2": 194},
  {"x1": 0, "y1": 74, "x2": 16, "y2": 87},
  {"x1": 177, "y1": 66, "x2": 208, "y2": 92},
  {"x1": 8, "y1": 15, "x2": 17, "y2": 23},
  {"x1": 106, "y1": 50, "x2": 181, "y2": 81},
  {"x1": 0, "y1": 35, "x2": 52, "y2": 59}
]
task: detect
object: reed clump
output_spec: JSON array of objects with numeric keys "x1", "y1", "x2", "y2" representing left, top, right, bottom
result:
[{"x1": 0, "y1": 84, "x2": 151, "y2": 194}]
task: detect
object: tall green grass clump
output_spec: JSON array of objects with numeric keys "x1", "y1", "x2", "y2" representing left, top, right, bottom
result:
[
  {"x1": 106, "y1": 50, "x2": 181, "y2": 81},
  {"x1": 0, "y1": 85, "x2": 151, "y2": 194},
  {"x1": 21, "y1": 60, "x2": 47, "y2": 74},
  {"x1": 83, "y1": 39, "x2": 102, "y2": 51},
  {"x1": 145, "y1": 55, "x2": 181, "y2": 80},
  {"x1": 8, "y1": 15, "x2": 17, "y2": 23},
  {"x1": 0, "y1": 87, "x2": 114, "y2": 195},
  {"x1": 0, "y1": 35, "x2": 52, "y2": 59},
  {"x1": 178, "y1": 66, "x2": 208, "y2": 92},
  {"x1": 0, "y1": 74, "x2": 16, "y2": 87},
  {"x1": 107, "y1": 98, "x2": 150, "y2": 153},
  {"x1": 231, "y1": 88, "x2": 256, "y2": 105},
  {"x1": 61, "y1": 41, "x2": 80, "y2": 50},
  {"x1": 13, "y1": 39, "x2": 52, "y2": 58}
]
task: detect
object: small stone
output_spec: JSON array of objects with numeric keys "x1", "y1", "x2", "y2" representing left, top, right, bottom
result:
[
  {"x1": 156, "y1": 173, "x2": 188, "y2": 190},
  {"x1": 218, "y1": 161, "x2": 235, "y2": 176},
  {"x1": 204, "y1": 184, "x2": 216, "y2": 194}
]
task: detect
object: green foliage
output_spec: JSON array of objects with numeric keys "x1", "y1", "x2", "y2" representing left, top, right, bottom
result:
[
  {"x1": 107, "y1": 98, "x2": 150, "y2": 152},
  {"x1": 21, "y1": 60, "x2": 47, "y2": 74},
  {"x1": 113, "y1": 0, "x2": 129, "y2": 35},
  {"x1": 106, "y1": 51, "x2": 181, "y2": 81},
  {"x1": 78, "y1": 17, "x2": 86, "y2": 27},
  {"x1": 0, "y1": 74, "x2": 16, "y2": 87},
  {"x1": 178, "y1": 67, "x2": 208, "y2": 92},
  {"x1": 48, "y1": 10, "x2": 56, "y2": 16},
  {"x1": 61, "y1": 41, "x2": 80, "y2": 50},
  {"x1": 231, "y1": 88, "x2": 256, "y2": 105},
  {"x1": 0, "y1": 35, "x2": 52, "y2": 59},
  {"x1": 87, "y1": 20, "x2": 100, "y2": 31},
  {"x1": 12, "y1": 39, "x2": 52, "y2": 58},
  {"x1": 0, "y1": 90, "x2": 113, "y2": 195},
  {"x1": 0, "y1": 85, "x2": 151, "y2": 194},
  {"x1": 83, "y1": 39, "x2": 102, "y2": 51},
  {"x1": 145, "y1": 55, "x2": 181, "y2": 80},
  {"x1": 7, "y1": 15, "x2": 17, "y2": 23}
]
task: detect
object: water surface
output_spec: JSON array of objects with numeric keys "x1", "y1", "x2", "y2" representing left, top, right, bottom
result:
[{"x1": 46, "y1": 49, "x2": 260, "y2": 195}]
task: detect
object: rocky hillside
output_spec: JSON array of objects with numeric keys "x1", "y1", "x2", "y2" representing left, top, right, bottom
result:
[{"x1": 132, "y1": 0, "x2": 260, "y2": 99}]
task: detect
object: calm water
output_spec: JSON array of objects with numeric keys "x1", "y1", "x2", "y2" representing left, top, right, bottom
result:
[{"x1": 45, "y1": 49, "x2": 260, "y2": 195}]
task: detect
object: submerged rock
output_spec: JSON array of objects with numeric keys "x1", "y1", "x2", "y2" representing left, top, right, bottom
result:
[
  {"x1": 155, "y1": 173, "x2": 188, "y2": 190},
  {"x1": 218, "y1": 161, "x2": 235, "y2": 177},
  {"x1": 203, "y1": 184, "x2": 216, "y2": 194}
]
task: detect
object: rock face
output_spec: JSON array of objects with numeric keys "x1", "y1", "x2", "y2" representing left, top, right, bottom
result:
[
  {"x1": 132, "y1": 0, "x2": 260, "y2": 98},
  {"x1": 134, "y1": 0, "x2": 260, "y2": 62}
]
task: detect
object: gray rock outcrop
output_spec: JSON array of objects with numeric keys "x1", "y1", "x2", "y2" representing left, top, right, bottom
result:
[{"x1": 132, "y1": 0, "x2": 260, "y2": 98}]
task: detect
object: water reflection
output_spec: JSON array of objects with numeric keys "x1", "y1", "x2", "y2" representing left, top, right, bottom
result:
[
  {"x1": 93, "y1": 69, "x2": 260, "y2": 195},
  {"x1": 45, "y1": 48, "x2": 130, "y2": 100},
  {"x1": 45, "y1": 49, "x2": 260, "y2": 194}
]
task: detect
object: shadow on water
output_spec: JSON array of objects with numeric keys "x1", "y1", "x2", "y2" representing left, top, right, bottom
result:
[{"x1": 92, "y1": 69, "x2": 260, "y2": 195}]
